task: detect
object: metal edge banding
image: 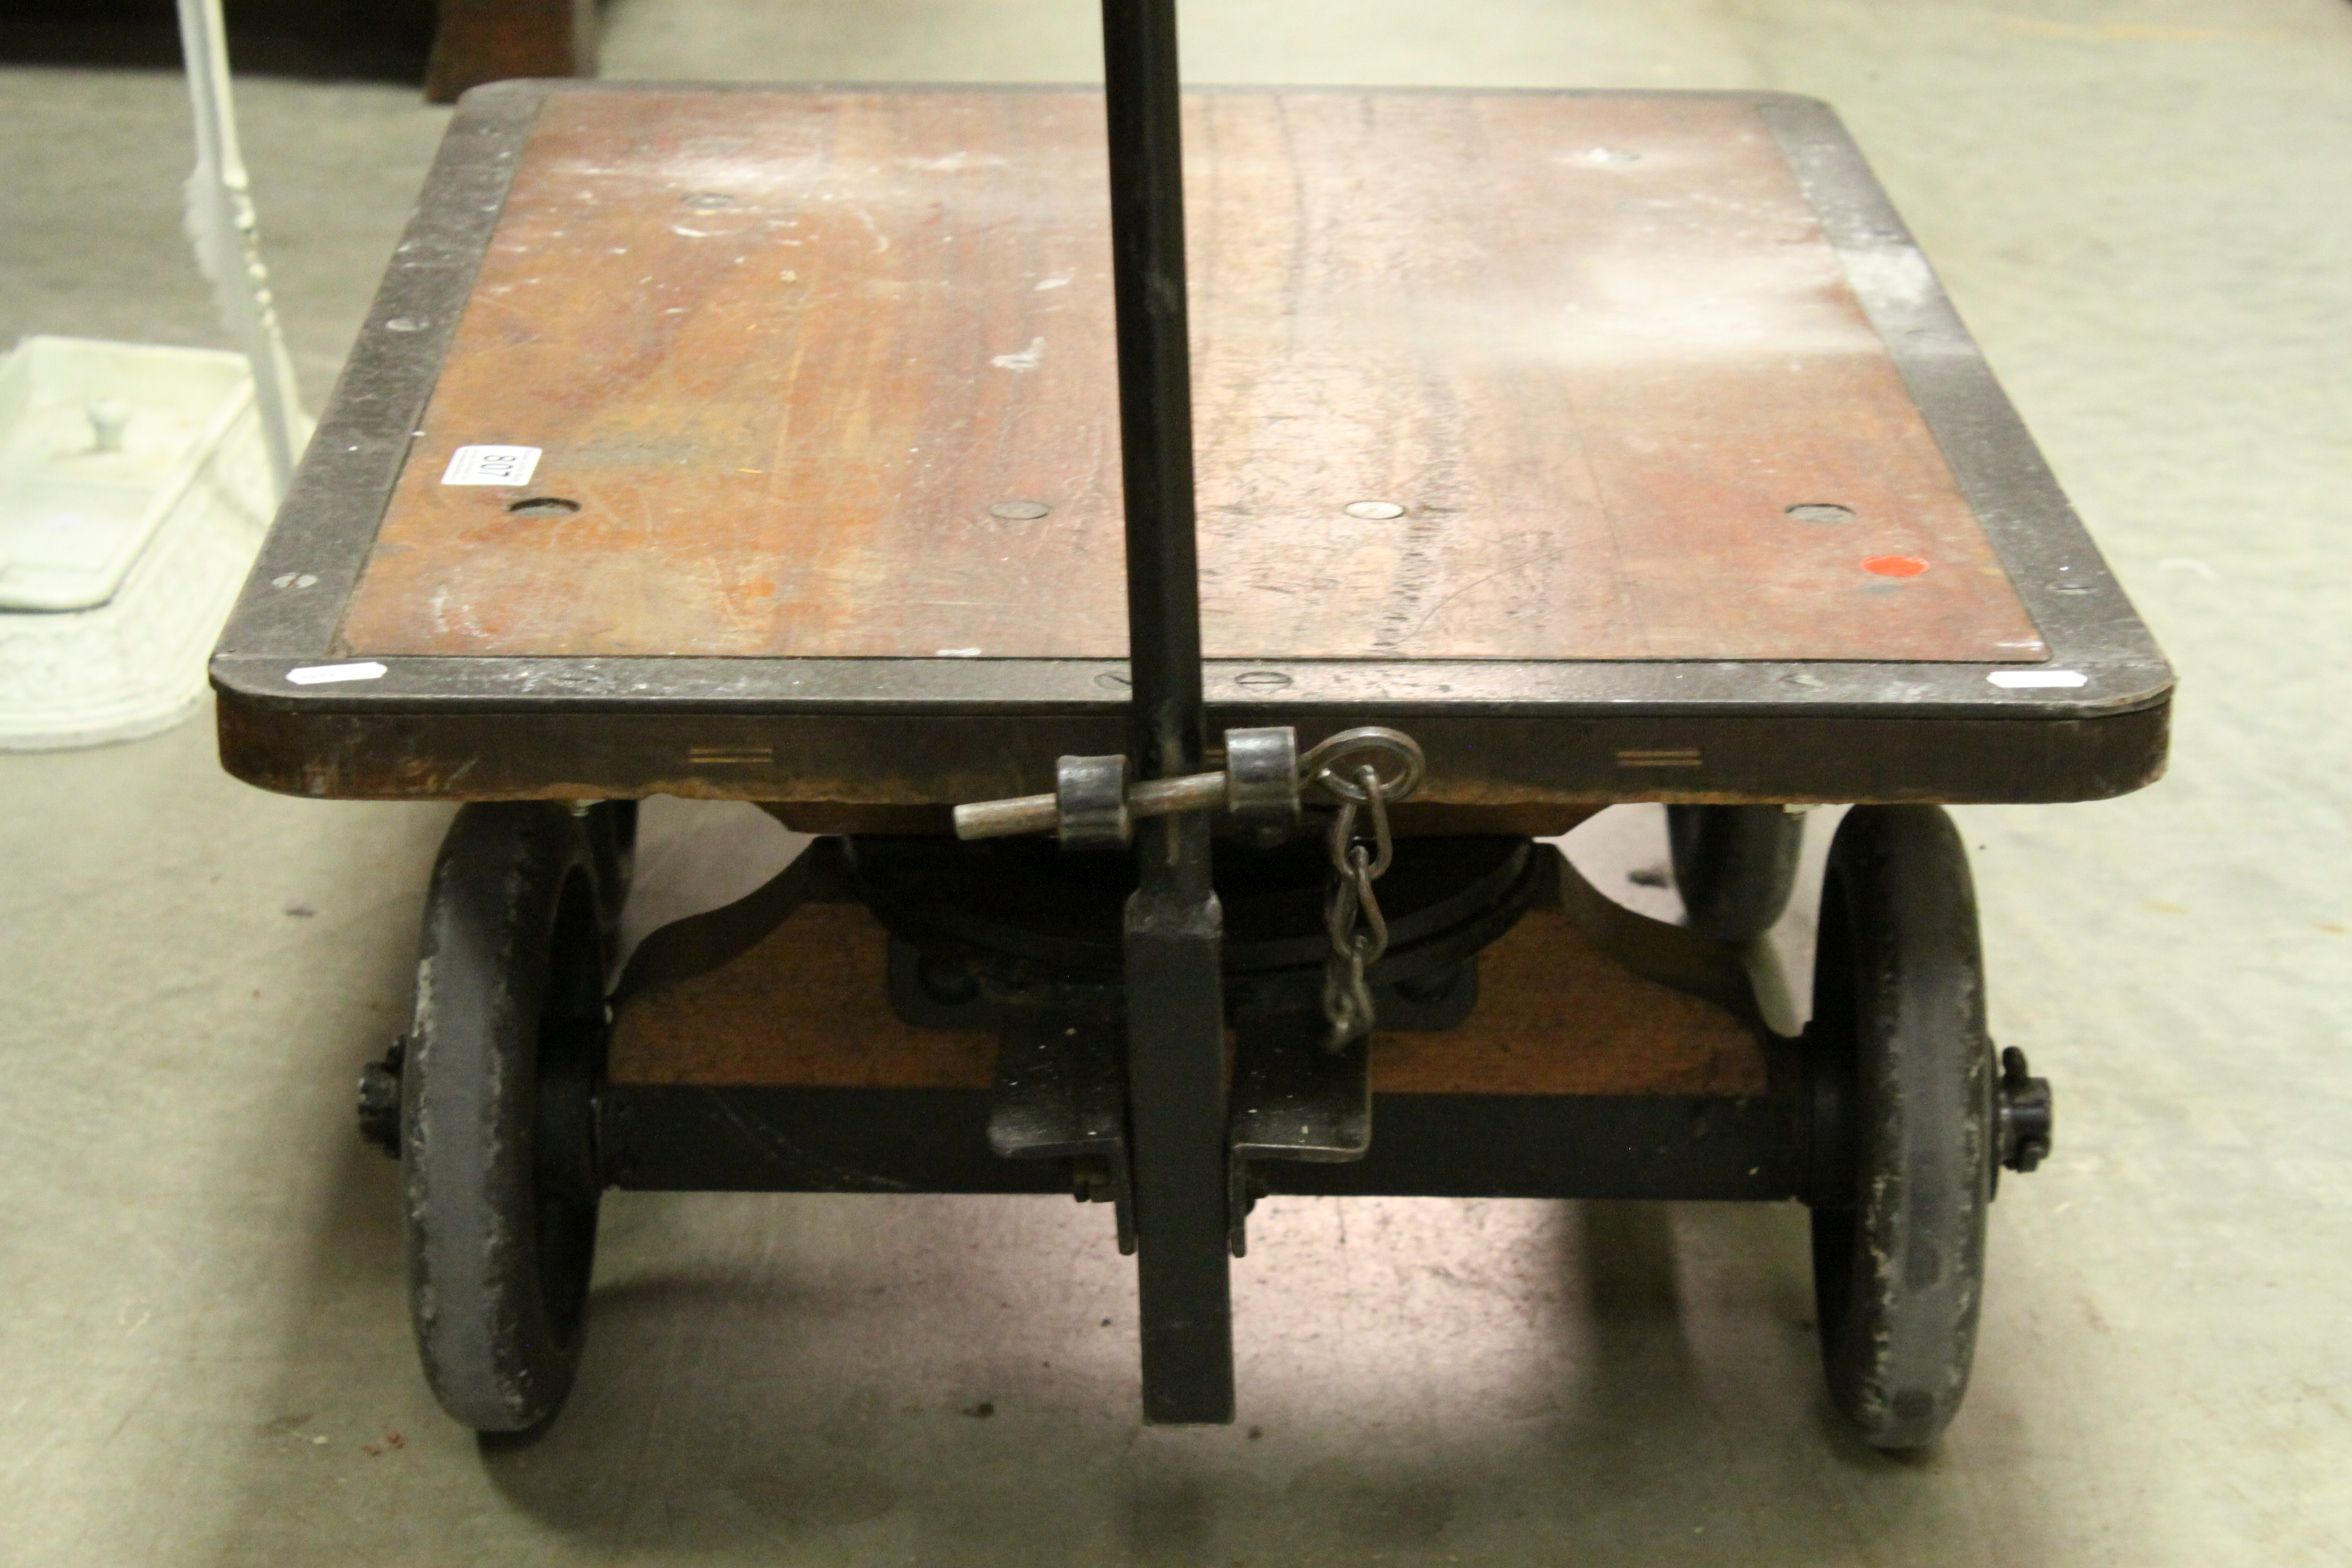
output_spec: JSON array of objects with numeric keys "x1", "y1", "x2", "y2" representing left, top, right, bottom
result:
[
  {"x1": 216, "y1": 696, "x2": 2166, "y2": 806},
  {"x1": 1758, "y1": 98, "x2": 2174, "y2": 706},
  {"x1": 214, "y1": 649, "x2": 2158, "y2": 718},
  {"x1": 210, "y1": 83, "x2": 544, "y2": 665}
]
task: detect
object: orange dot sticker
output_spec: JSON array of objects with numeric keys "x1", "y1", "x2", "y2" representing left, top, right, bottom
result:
[{"x1": 1861, "y1": 555, "x2": 1930, "y2": 578}]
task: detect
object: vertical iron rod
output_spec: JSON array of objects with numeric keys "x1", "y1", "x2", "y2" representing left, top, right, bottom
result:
[
  {"x1": 1099, "y1": 0, "x2": 1234, "y2": 1424},
  {"x1": 1102, "y1": 0, "x2": 1207, "y2": 798}
]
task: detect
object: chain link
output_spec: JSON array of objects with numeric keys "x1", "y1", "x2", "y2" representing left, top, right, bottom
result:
[{"x1": 1320, "y1": 763, "x2": 1396, "y2": 1049}]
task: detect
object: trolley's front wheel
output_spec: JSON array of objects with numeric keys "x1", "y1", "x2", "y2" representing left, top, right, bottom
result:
[
  {"x1": 399, "y1": 803, "x2": 611, "y2": 1433},
  {"x1": 580, "y1": 799, "x2": 639, "y2": 950},
  {"x1": 1805, "y1": 804, "x2": 1996, "y2": 1450},
  {"x1": 1666, "y1": 804, "x2": 1803, "y2": 943}
]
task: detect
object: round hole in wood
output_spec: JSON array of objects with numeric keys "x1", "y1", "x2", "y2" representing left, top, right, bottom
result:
[{"x1": 506, "y1": 497, "x2": 581, "y2": 518}]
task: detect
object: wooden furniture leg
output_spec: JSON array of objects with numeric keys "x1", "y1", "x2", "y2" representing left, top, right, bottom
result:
[{"x1": 424, "y1": 0, "x2": 596, "y2": 104}]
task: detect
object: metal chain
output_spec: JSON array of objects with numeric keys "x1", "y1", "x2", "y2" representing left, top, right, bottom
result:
[{"x1": 1320, "y1": 763, "x2": 1396, "y2": 1049}]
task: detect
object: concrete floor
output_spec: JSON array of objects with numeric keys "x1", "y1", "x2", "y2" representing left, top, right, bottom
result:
[{"x1": 3, "y1": 1, "x2": 2349, "y2": 1562}]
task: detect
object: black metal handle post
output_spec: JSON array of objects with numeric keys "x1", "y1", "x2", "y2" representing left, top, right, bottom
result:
[
  {"x1": 1099, "y1": 0, "x2": 1234, "y2": 1424},
  {"x1": 1102, "y1": 0, "x2": 1207, "y2": 801}
]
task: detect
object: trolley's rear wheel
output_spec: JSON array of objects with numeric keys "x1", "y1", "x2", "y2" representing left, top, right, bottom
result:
[
  {"x1": 1666, "y1": 804, "x2": 1803, "y2": 942},
  {"x1": 400, "y1": 803, "x2": 611, "y2": 1433},
  {"x1": 1806, "y1": 804, "x2": 1994, "y2": 1450},
  {"x1": 581, "y1": 799, "x2": 638, "y2": 951}
]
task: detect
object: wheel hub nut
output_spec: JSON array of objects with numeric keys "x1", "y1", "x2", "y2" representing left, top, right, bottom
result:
[
  {"x1": 357, "y1": 1038, "x2": 405, "y2": 1157},
  {"x1": 1995, "y1": 1045, "x2": 2053, "y2": 1174}
]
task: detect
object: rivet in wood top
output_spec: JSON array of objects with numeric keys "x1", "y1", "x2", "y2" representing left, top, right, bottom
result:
[{"x1": 1344, "y1": 500, "x2": 1405, "y2": 520}]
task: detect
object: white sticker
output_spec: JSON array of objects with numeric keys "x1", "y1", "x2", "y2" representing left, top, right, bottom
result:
[
  {"x1": 287, "y1": 661, "x2": 389, "y2": 686},
  {"x1": 1987, "y1": 670, "x2": 2088, "y2": 689},
  {"x1": 441, "y1": 444, "x2": 541, "y2": 486}
]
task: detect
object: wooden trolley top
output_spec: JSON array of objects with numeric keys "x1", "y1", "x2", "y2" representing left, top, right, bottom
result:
[{"x1": 214, "y1": 84, "x2": 2170, "y2": 813}]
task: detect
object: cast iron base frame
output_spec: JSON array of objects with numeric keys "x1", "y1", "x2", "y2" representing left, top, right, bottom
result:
[{"x1": 594, "y1": 832, "x2": 1838, "y2": 1420}]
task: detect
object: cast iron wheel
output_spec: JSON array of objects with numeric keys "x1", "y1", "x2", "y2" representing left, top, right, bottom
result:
[
  {"x1": 1666, "y1": 804, "x2": 1803, "y2": 942},
  {"x1": 1806, "y1": 804, "x2": 1995, "y2": 1450},
  {"x1": 402, "y1": 803, "x2": 611, "y2": 1433}
]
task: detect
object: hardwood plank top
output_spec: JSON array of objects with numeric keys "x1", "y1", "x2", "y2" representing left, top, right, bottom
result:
[{"x1": 336, "y1": 88, "x2": 2046, "y2": 664}]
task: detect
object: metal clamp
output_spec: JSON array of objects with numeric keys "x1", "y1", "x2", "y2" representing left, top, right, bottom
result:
[
  {"x1": 952, "y1": 725, "x2": 1431, "y2": 1044},
  {"x1": 954, "y1": 726, "x2": 1336, "y2": 846},
  {"x1": 1055, "y1": 753, "x2": 1132, "y2": 850}
]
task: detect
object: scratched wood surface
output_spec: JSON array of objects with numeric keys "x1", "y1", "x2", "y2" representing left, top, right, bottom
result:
[{"x1": 339, "y1": 88, "x2": 2045, "y2": 664}]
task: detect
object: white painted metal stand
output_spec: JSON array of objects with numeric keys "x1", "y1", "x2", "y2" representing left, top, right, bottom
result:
[{"x1": 0, "y1": 0, "x2": 305, "y2": 749}]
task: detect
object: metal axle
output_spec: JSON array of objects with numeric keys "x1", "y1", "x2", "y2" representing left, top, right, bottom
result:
[{"x1": 954, "y1": 770, "x2": 1224, "y2": 841}]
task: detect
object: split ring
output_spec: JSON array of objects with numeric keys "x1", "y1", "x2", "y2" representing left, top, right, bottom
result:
[{"x1": 1299, "y1": 726, "x2": 1425, "y2": 804}]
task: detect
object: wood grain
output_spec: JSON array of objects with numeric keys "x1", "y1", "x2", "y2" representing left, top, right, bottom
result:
[
  {"x1": 609, "y1": 898, "x2": 997, "y2": 1090},
  {"x1": 1376, "y1": 856, "x2": 1769, "y2": 1096},
  {"x1": 341, "y1": 88, "x2": 2043, "y2": 664}
]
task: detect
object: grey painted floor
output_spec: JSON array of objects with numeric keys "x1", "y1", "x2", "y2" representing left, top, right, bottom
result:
[{"x1": 3, "y1": 1, "x2": 2348, "y2": 1562}]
